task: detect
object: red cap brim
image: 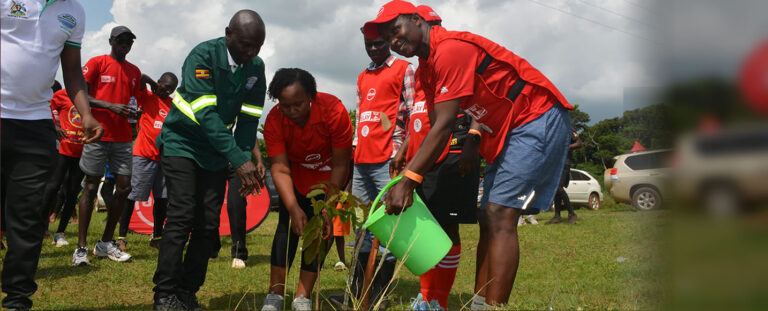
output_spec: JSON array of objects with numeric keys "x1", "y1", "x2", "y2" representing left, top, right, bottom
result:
[{"x1": 362, "y1": 0, "x2": 417, "y2": 39}]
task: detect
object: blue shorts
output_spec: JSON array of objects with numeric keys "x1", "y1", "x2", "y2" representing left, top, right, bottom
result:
[{"x1": 480, "y1": 104, "x2": 571, "y2": 212}]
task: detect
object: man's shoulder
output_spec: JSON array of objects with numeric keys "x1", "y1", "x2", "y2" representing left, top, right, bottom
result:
[
  {"x1": 188, "y1": 37, "x2": 224, "y2": 58},
  {"x1": 124, "y1": 60, "x2": 141, "y2": 75},
  {"x1": 49, "y1": 0, "x2": 85, "y2": 18}
]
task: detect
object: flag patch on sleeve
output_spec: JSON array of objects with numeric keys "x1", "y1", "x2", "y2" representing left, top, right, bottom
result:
[{"x1": 195, "y1": 69, "x2": 210, "y2": 78}]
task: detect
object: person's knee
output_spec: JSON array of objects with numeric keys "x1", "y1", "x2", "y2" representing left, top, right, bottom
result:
[
  {"x1": 81, "y1": 176, "x2": 101, "y2": 195},
  {"x1": 485, "y1": 203, "x2": 521, "y2": 234}
]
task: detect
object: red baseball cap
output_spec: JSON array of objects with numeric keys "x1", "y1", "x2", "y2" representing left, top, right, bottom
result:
[
  {"x1": 362, "y1": 0, "x2": 417, "y2": 39},
  {"x1": 416, "y1": 5, "x2": 441, "y2": 22}
]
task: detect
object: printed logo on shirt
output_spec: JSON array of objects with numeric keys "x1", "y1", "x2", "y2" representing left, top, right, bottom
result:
[
  {"x1": 440, "y1": 86, "x2": 449, "y2": 94},
  {"x1": 465, "y1": 104, "x2": 487, "y2": 120},
  {"x1": 245, "y1": 76, "x2": 258, "y2": 90},
  {"x1": 361, "y1": 125, "x2": 370, "y2": 137},
  {"x1": 8, "y1": 1, "x2": 26, "y2": 18},
  {"x1": 305, "y1": 153, "x2": 321, "y2": 162},
  {"x1": 195, "y1": 69, "x2": 210, "y2": 78},
  {"x1": 366, "y1": 88, "x2": 376, "y2": 101},
  {"x1": 359, "y1": 111, "x2": 380, "y2": 123},
  {"x1": 68, "y1": 106, "x2": 83, "y2": 128},
  {"x1": 412, "y1": 101, "x2": 427, "y2": 114},
  {"x1": 57, "y1": 13, "x2": 77, "y2": 32},
  {"x1": 154, "y1": 120, "x2": 163, "y2": 129},
  {"x1": 413, "y1": 118, "x2": 422, "y2": 133},
  {"x1": 82, "y1": 66, "x2": 89, "y2": 74},
  {"x1": 159, "y1": 108, "x2": 168, "y2": 118},
  {"x1": 100, "y1": 75, "x2": 116, "y2": 83},
  {"x1": 132, "y1": 78, "x2": 137, "y2": 88}
]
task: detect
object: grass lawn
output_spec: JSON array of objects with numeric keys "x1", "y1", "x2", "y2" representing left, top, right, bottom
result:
[{"x1": 1, "y1": 203, "x2": 666, "y2": 310}]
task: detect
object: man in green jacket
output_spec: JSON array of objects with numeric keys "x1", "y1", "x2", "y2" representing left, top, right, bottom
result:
[{"x1": 152, "y1": 10, "x2": 266, "y2": 310}]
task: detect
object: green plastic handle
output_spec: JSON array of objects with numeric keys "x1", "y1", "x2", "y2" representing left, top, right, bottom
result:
[{"x1": 367, "y1": 175, "x2": 404, "y2": 219}]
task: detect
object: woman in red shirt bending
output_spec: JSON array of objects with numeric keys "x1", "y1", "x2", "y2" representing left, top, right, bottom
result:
[{"x1": 261, "y1": 68, "x2": 353, "y2": 311}]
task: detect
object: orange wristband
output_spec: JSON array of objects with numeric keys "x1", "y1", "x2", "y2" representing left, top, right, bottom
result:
[
  {"x1": 468, "y1": 129, "x2": 482, "y2": 137},
  {"x1": 403, "y1": 169, "x2": 423, "y2": 184}
]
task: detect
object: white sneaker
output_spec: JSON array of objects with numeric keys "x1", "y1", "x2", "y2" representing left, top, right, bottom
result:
[
  {"x1": 53, "y1": 232, "x2": 69, "y2": 247},
  {"x1": 93, "y1": 240, "x2": 132, "y2": 262},
  {"x1": 292, "y1": 296, "x2": 311, "y2": 311},
  {"x1": 517, "y1": 217, "x2": 525, "y2": 227},
  {"x1": 470, "y1": 296, "x2": 486, "y2": 311},
  {"x1": 261, "y1": 293, "x2": 284, "y2": 311},
  {"x1": 525, "y1": 215, "x2": 539, "y2": 225},
  {"x1": 232, "y1": 258, "x2": 246, "y2": 269},
  {"x1": 72, "y1": 247, "x2": 90, "y2": 266}
]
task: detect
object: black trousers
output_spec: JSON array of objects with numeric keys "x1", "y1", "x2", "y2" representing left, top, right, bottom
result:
[
  {"x1": 270, "y1": 188, "x2": 319, "y2": 272},
  {"x1": 42, "y1": 154, "x2": 84, "y2": 234},
  {"x1": 1, "y1": 119, "x2": 58, "y2": 309},
  {"x1": 225, "y1": 169, "x2": 248, "y2": 260},
  {"x1": 152, "y1": 156, "x2": 227, "y2": 297}
]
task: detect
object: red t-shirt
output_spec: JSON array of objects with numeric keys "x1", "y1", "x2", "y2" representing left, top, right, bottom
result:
[
  {"x1": 132, "y1": 89, "x2": 171, "y2": 161},
  {"x1": 420, "y1": 26, "x2": 571, "y2": 162},
  {"x1": 50, "y1": 89, "x2": 84, "y2": 158},
  {"x1": 264, "y1": 92, "x2": 353, "y2": 196},
  {"x1": 82, "y1": 55, "x2": 142, "y2": 142}
]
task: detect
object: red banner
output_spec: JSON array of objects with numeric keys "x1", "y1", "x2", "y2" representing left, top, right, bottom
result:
[{"x1": 128, "y1": 185, "x2": 270, "y2": 235}]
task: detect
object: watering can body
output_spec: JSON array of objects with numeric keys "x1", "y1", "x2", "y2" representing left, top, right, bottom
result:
[{"x1": 362, "y1": 175, "x2": 452, "y2": 276}]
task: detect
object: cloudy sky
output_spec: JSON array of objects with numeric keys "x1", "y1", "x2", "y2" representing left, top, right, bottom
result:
[{"x1": 70, "y1": 0, "x2": 765, "y2": 124}]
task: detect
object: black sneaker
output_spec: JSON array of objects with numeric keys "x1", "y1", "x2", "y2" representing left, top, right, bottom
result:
[
  {"x1": 565, "y1": 214, "x2": 579, "y2": 224},
  {"x1": 545, "y1": 215, "x2": 563, "y2": 225},
  {"x1": 153, "y1": 294, "x2": 188, "y2": 310},
  {"x1": 176, "y1": 289, "x2": 202, "y2": 310}
]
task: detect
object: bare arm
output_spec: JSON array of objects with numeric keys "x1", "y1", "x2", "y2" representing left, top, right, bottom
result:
[
  {"x1": 60, "y1": 46, "x2": 103, "y2": 143},
  {"x1": 270, "y1": 153, "x2": 307, "y2": 235},
  {"x1": 385, "y1": 97, "x2": 462, "y2": 214}
]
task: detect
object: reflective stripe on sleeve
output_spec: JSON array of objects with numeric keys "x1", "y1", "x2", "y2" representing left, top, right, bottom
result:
[
  {"x1": 191, "y1": 95, "x2": 217, "y2": 112},
  {"x1": 240, "y1": 103, "x2": 263, "y2": 117}
]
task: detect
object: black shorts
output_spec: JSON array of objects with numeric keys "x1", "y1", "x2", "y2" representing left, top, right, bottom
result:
[{"x1": 416, "y1": 153, "x2": 479, "y2": 225}]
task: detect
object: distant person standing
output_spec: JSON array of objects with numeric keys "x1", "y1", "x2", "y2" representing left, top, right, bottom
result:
[
  {"x1": 546, "y1": 128, "x2": 583, "y2": 225},
  {"x1": 74, "y1": 25, "x2": 143, "y2": 265},
  {"x1": 1, "y1": 0, "x2": 103, "y2": 309},
  {"x1": 116, "y1": 72, "x2": 179, "y2": 251},
  {"x1": 44, "y1": 88, "x2": 88, "y2": 248},
  {"x1": 151, "y1": 10, "x2": 267, "y2": 310}
]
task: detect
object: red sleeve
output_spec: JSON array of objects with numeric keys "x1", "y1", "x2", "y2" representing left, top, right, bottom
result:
[
  {"x1": 82, "y1": 56, "x2": 100, "y2": 87},
  {"x1": 328, "y1": 100, "x2": 353, "y2": 149},
  {"x1": 136, "y1": 89, "x2": 151, "y2": 109},
  {"x1": 432, "y1": 39, "x2": 481, "y2": 104},
  {"x1": 263, "y1": 108, "x2": 286, "y2": 157}
]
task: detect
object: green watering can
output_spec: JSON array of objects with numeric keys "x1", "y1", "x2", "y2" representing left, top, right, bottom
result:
[{"x1": 362, "y1": 175, "x2": 452, "y2": 276}]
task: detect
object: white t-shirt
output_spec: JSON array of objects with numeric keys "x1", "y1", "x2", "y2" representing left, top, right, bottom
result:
[{"x1": 1, "y1": 0, "x2": 85, "y2": 120}]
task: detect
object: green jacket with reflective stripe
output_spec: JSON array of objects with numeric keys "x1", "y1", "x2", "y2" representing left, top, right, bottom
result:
[{"x1": 156, "y1": 37, "x2": 265, "y2": 170}]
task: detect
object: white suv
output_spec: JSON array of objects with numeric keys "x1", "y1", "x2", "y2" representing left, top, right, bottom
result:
[{"x1": 604, "y1": 149, "x2": 672, "y2": 211}]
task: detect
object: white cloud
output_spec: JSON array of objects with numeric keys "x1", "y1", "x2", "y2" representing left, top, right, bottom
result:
[{"x1": 72, "y1": 0, "x2": 649, "y2": 122}]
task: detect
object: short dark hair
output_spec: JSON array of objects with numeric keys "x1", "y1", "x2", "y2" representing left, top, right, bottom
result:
[
  {"x1": 159, "y1": 72, "x2": 178, "y2": 85},
  {"x1": 268, "y1": 68, "x2": 317, "y2": 101}
]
